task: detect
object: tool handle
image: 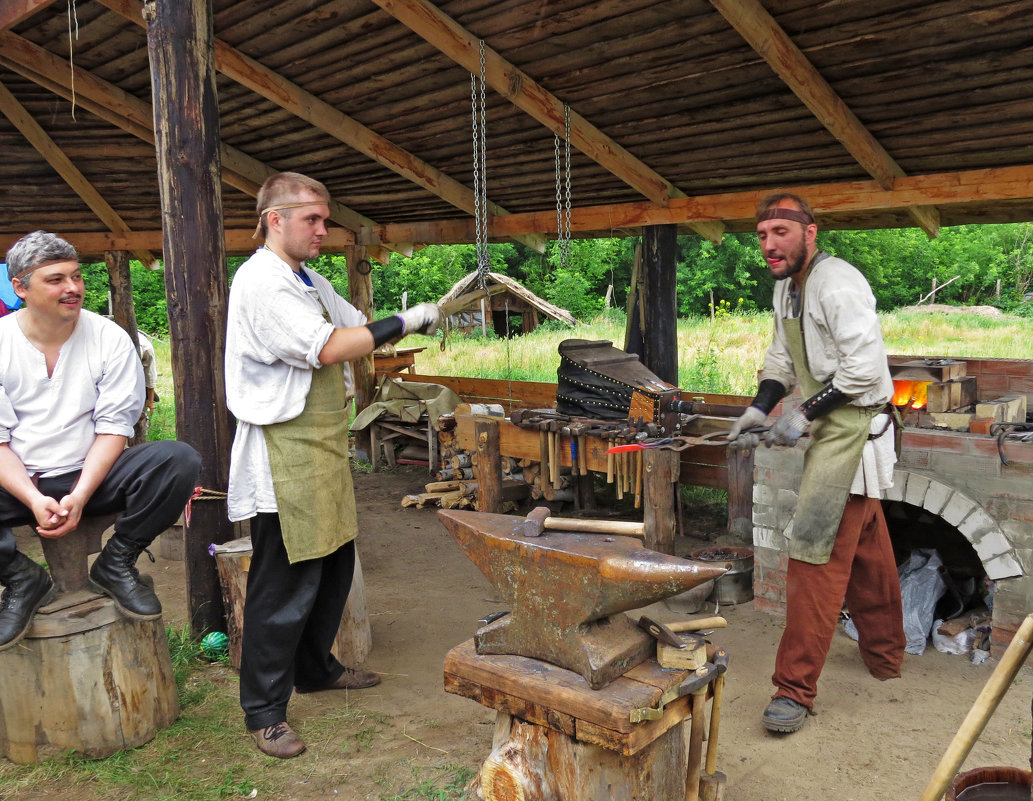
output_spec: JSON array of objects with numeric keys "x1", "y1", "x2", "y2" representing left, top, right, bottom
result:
[
  {"x1": 669, "y1": 616, "x2": 727, "y2": 633},
  {"x1": 543, "y1": 517, "x2": 645, "y2": 536}
]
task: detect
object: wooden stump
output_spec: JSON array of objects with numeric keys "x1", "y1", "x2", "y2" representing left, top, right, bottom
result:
[
  {"x1": 476, "y1": 713, "x2": 689, "y2": 801},
  {"x1": 213, "y1": 535, "x2": 372, "y2": 669},
  {"x1": 0, "y1": 596, "x2": 178, "y2": 764},
  {"x1": 445, "y1": 640, "x2": 700, "y2": 801},
  {"x1": 0, "y1": 515, "x2": 180, "y2": 763}
]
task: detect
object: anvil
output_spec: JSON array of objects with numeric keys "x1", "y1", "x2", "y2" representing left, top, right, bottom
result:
[{"x1": 438, "y1": 509, "x2": 726, "y2": 689}]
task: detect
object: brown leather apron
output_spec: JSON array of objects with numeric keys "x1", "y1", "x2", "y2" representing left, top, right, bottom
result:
[
  {"x1": 784, "y1": 274, "x2": 879, "y2": 566},
  {"x1": 262, "y1": 318, "x2": 358, "y2": 564}
]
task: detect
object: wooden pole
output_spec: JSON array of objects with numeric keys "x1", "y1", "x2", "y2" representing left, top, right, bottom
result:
[
  {"x1": 917, "y1": 614, "x2": 1033, "y2": 801},
  {"x1": 641, "y1": 224, "x2": 678, "y2": 385},
  {"x1": 145, "y1": 0, "x2": 234, "y2": 634},
  {"x1": 643, "y1": 449, "x2": 679, "y2": 554},
  {"x1": 105, "y1": 249, "x2": 146, "y2": 447},
  {"x1": 346, "y1": 246, "x2": 375, "y2": 459},
  {"x1": 474, "y1": 417, "x2": 502, "y2": 513},
  {"x1": 724, "y1": 446, "x2": 754, "y2": 542}
]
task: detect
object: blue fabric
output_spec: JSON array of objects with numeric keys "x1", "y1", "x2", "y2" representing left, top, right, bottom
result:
[{"x1": 0, "y1": 266, "x2": 20, "y2": 310}]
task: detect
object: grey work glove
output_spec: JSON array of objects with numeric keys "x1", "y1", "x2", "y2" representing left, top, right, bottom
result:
[
  {"x1": 726, "y1": 406, "x2": 768, "y2": 451},
  {"x1": 765, "y1": 408, "x2": 809, "y2": 447},
  {"x1": 397, "y1": 302, "x2": 444, "y2": 336}
]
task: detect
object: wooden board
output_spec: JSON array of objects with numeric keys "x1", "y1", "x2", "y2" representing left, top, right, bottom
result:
[{"x1": 444, "y1": 639, "x2": 694, "y2": 756}]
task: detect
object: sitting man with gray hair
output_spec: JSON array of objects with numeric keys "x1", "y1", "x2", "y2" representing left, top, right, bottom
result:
[{"x1": 0, "y1": 230, "x2": 201, "y2": 649}]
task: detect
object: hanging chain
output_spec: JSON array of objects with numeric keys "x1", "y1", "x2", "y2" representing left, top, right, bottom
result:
[
  {"x1": 471, "y1": 40, "x2": 490, "y2": 292},
  {"x1": 554, "y1": 104, "x2": 572, "y2": 271}
]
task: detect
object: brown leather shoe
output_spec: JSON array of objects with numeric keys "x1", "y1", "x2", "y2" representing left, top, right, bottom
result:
[
  {"x1": 296, "y1": 666, "x2": 381, "y2": 693},
  {"x1": 250, "y1": 721, "x2": 306, "y2": 759}
]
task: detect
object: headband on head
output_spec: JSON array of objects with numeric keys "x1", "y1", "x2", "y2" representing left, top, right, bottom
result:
[
  {"x1": 757, "y1": 208, "x2": 814, "y2": 226},
  {"x1": 252, "y1": 201, "x2": 327, "y2": 239},
  {"x1": 10, "y1": 258, "x2": 76, "y2": 284}
]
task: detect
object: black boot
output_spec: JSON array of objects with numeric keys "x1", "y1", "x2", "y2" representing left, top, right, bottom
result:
[
  {"x1": 89, "y1": 536, "x2": 161, "y2": 620},
  {"x1": 0, "y1": 552, "x2": 57, "y2": 651}
]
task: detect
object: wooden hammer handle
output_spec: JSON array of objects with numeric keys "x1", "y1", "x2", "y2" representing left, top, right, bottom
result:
[
  {"x1": 542, "y1": 517, "x2": 645, "y2": 537},
  {"x1": 668, "y1": 616, "x2": 727, "y2": 633}
]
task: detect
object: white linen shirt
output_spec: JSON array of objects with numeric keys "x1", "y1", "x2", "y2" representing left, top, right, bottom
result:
[
  {"x1": 0, "y1": 309, "x2": 143, "y2": 477},
  {"x1": 224, "y1": 248, "x2": 366, "y2": 522},
  {"x1": 760, "y1": 254, "x2": 896, "y2": 496}
]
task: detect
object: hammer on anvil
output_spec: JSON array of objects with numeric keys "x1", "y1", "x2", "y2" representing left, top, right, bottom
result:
[
  {"x1": 437, "y1": 509, "x2": 727, "y2": 689},
  {"x1": 522, "y1": 506, "x2": 645, "y2": 538}
]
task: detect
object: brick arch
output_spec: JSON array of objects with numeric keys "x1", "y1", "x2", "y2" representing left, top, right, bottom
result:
[{"x1": 885, "y1": 469, "x2": 1023, "y2": 580}]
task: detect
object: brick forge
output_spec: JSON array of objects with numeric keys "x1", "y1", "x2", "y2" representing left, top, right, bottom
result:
[{"x1": 751, "y1": 356, "x2": 1033, "y2": 658}]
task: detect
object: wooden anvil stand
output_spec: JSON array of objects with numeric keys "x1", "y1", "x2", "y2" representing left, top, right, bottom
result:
[
  {"x1": 0, "y1": 516, "x2": 178, "y2": 764},
  {"x1": 445, "y1": 641, "x2": 708, "y2": 801}
]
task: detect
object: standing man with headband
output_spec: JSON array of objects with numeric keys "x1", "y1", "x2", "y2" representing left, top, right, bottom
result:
[
  {"x1": 726, "y1": 193, "x2": 904, "y2": 734},
  {"x1": 225, "y1": 171, "x2": 443, "y2": 758},
  {"x1": 0, "y1": 231, "x2": 199, "y2": 648}
]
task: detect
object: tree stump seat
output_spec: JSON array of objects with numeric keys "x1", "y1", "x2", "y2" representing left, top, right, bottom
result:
[{"x1": 0, "y1": 515, "x2": 179, "y2": 764}]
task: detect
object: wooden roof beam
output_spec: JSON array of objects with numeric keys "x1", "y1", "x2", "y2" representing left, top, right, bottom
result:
[
  {"x1": 0, "y1": 228, "x2": 356, "y2": 259},
  {"x1": 0, "y1": 31, "x2": 398, "y2": 263},
  {"x1": 709, "y1": 0, "x2": 940, "y2": 238},
  {"x1": 96, "y1": 0, "x2": 545, "y2": 255},
  {"x1": 370, "y1": 0, "x2": 725, "y2": 245},
  {"x1": 0, "y1": 79, "x2": 158, "y2": 267},
  {"x1": 362, "y1": 164, "x2": 1033, "y2": 246},
  {"x1": 0, "y1": 0, "x2": 60, "y2": 31}
]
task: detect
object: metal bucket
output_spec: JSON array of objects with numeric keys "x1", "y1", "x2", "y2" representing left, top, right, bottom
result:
[{"x1": 690, "y1": 546, "x2": 754, "y2": 605}]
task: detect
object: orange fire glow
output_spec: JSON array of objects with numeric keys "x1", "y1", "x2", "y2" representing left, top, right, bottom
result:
[{"x1": 892, "y1": 380, "x2": 930, "y2": 409}]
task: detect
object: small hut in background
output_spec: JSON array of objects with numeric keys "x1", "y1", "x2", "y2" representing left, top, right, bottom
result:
[{"x1": 439, "y1": 272, "x2": 577, "y2": 337}]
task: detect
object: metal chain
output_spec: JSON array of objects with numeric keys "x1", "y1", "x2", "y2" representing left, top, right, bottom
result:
[
  {"x1": 553, "y1": 104, "x2": 573, "y2": 271},
  {"x1": 471, "y1": 40, "x2": 490, "y2": 292}
]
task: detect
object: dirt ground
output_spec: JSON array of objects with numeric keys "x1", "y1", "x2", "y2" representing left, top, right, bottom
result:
[{"x1": 28, "y1": 466, "x2": 1033, "y2": 800}]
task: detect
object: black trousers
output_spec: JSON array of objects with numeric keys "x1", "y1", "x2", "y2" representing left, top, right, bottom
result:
[
  {"x1": 239, "y1": 512, "x2": 355, "y2": 730},
  {"x1": 0, "y1": 440, "x2": 201, "y2": 573}
]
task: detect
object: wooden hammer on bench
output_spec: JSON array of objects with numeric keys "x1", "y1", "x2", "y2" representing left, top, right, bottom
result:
[{"x1": 522, "y1": 506, "x2": 646, "y2": 538}]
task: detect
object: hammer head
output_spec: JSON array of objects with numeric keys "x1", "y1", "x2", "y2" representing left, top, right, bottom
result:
[
  {"x1": 636, "y1": 614, "x2": 686, "y2": 648},
  {"x1": 523, "y1": 506, "x2": 550, "y2": 537}
]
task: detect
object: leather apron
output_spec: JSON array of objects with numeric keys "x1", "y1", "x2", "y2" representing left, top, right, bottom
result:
[
  {"x1": 262, "y1": 314, "x2": 358, "y2": 564},
  {"x1": 784, "y1": 267, "x2": 879, "y2": 566}
]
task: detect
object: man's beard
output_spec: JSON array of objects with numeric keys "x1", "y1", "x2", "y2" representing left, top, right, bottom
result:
[{"x1": 772, "y1": 240, "x2": 808, "y2": 281}]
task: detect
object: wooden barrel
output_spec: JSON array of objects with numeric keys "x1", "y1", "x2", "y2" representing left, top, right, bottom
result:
[
  {"x1": 0, "y1": 593, "x2": 179, "y2": 764},
  {"x1": 946, "y1": 767, "x2": 1032, "y2": 800}
]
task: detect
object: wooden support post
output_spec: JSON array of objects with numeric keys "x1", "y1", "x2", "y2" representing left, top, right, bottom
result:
[
  {"x1": 643, "y1": 449, "x2": 679, "y2": 555},
  {"x1": 725, "y1": 446, "x2": 755, "y2": 542},
  {"x1": 640, "y1": 224, "x2": 678, "y2": 385},
  {"x1": 346, "y1": 245, "x2": 375, "y2": 460},
  {"x1": 105, "y1": 249, "x2": 147, "y2": 446},
  {"x1": 145, "y1": 0, "x2": 234, "y2": 634},
  {"x1": 475, "y1": 417, "x2": 503, "y2": 513}
]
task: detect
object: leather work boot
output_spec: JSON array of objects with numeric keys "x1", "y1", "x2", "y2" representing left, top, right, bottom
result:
[
  {"x1": 0, "y1": 552, "x2": 57, "y2": 651},
  {"x1": 761, "y1": 696, "x2": 809, "y2": 733},
  {"x1": 250, "y1": 721, "x2": 306, "y2": 759},
  {"x1": 89, "y1": 536, "x2": 162, "y2": 620},
  {"x1": 295, "y1": 666, "x2": 381, "y2": 694}
]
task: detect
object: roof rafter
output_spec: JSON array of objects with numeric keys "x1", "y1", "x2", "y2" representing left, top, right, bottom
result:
[
  {"x1": 0, "y1": 0, "x2": 59, "y2": 31},
  {"x1": 369, "y1": 0, "x2": 726, "y2": 245},
  {"x1": 0, "y1": 31, "x2": 400, "y2": 263},
  {"x1": 96, "y1": 0, "x2": 545, "y2": 255},
  {"x1": 709, "y1": 0, "x2": 941, "y2": 238},
  {"x1": 0, "y1": 78, "x2": 158, "y2": 267}
]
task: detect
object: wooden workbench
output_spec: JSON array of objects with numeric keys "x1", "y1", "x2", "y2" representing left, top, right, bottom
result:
[{"x1": 453, "y1": 413, "x2": 753, "y2": 549}]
